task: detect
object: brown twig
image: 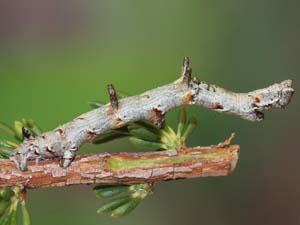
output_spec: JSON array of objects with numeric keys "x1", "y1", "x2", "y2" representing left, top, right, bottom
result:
[{"x1": 1, "y1": 143, "x2": 239, "y2": 189}]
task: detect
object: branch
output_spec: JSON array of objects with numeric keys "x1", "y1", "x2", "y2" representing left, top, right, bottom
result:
[
  {"x1": 1, "y1": 143, "x2": 239, "y2": 189},
  {"x1": 10, "y1": 58, "x2": 294, "y2": 170}
]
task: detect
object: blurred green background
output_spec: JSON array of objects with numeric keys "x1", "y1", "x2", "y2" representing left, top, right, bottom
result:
[{"x1": 0, "y1": 0, "x2": 299, "y2": 224}]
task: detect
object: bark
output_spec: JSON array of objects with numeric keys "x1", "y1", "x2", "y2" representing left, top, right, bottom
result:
[{"x1": 1, "y1": 143, "x2": 239, "y2": 189}]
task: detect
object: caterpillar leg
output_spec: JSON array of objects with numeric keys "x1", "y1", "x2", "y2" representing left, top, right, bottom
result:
[
  {"x1": 35, "y1": 154, "x2": 45, "y2": 165},
  {"x1": 60, "y1": 149, "x2": 76, "y2": 168},
  {"x1": 9, "y1": 152, "x2": 29, "y2": 171}
]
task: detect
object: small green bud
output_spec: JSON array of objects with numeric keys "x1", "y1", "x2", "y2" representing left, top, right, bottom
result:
[
  {"x1": 14, "y1": 121, "x2": 24, "y2": 141},
  {"x1": 159, "y1": 129, "x2": 173, "y2": 145}
]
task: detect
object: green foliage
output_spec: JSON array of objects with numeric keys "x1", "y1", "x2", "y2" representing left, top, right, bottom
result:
[
  {"x1": 0, "y1": 122, "x2": 15, "y2": 138},
  {"x1": 0, "y1": 119, "x2": 41, "y2": 225},
  {"x1": 0, "y1": 187, "x2": 31, "y2": 225},
  {"x1": 94, "y1": 184, "x2": 153, "y2": 218},
  {"x1": 0, "y1": 119, "x2": 42, "y2": 143},
  {"x1": 20, "y1": 200, "x2": 31, "y2": 225},
  {"x1": 93, "y1": 127, "x2": 130, "y2": 144},
  {"x1": 0, "y1": 140, "x2": 15, "y2": 159}
]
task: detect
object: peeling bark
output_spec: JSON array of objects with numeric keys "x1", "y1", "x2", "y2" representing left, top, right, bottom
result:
[{"x1": 1, "y1": 144, "x2": 239, "y2": 189}]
